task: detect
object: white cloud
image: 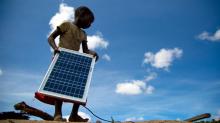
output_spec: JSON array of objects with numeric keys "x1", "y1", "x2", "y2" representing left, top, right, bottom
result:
[
  {"x1": 176, "y1": 118, "x2": 181, "y2": 121},
  {"x1": 214, "y1": 109, "x2": 220, "y2": 121},
  {"x1": 116, "y1": 80, "x2": 144, "y2": 95},
  {"x1": 144, "y1": 48, "x2": 183, "y2": 70},
  {"x1": 115, "y1": 72, "x2": 157, "y2": 95},
  {"x1": 125, "y1": 116, "x2": 144, "y2": 121},
  {"x1": 102, "y1": 54, "x2": 111, "y2": 61},
  {"x1": 197, "y1": 29, "x2": 220, "y2": 42},
  {"x1": 63, "y1": 112, "x2": 91, "y2": 122},
  {"x1": 49, "y1": 3, "x2": 75, "y2": 33},
  {"x1": 145, "y1": 85, "x2": 155, "y2": 94},
  {"x1": 87, "y1": 32, "x2": 109, "y2": 50},
  {"x1": 144, "y1": 72, "x2": 157, "y2": 82},
  {"x1": 0, "y1": 68, "x2": 3, "y2": 76},
  {"x1": 115, "y1": 80, "x2": 155, "y2": 95}
]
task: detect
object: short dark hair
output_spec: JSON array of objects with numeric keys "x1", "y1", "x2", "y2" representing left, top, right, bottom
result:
[{"x1": 75, "y1": 6, "x2": 94, "y2": 23}]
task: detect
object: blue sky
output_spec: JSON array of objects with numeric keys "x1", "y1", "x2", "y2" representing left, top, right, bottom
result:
[{"x1": 1, "y1": 0, "x2": 220, "y2": 122}]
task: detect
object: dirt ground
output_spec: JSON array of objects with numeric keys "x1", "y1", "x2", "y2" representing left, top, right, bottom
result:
[{"x1": 0, "y1": 119, "x2": 191, "y2": 123}]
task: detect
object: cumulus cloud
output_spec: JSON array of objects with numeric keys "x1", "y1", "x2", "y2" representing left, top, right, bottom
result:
[
  {"x1": 144, "y1": 72, "x2": 157, "y2": 82},
  {"x1": 116, "y1": 80, "x2": 146, "y2": 95},
  {"x1": 145, "y1": 85, "x2": 155, "y2": 94},
  {"x1": 0, "y1": 68, "x2": 3, "y2": 76},
  {"x1": 197, "y1": 29, "x2": 220, "y2": 42},
  {"x1": 49, "y1": 3, "x2": 75, "y2": 34},
  {"x1": 63, "y1": 112, "x2": 91, "y2": 122},
  {"x1": 125, "y1": 116, "x2": 144, "y2": 122},
  {"x1": 144, "y1": 48, "x2": 183, "y2": 70},
  {"x1": 116, "y1": 47, "x2": 183, "y2": 96},
  {"x1": 87, "y1": 32, "x2": 109, "y2": 50},
  {"x1": 115, "y1": 72, "x2": 156, "y2": 95},
  {"x1": 176, "y1": 118, "x2": 181, "y2": 121},
  {"x1": 102, "y1": 54, "x2": 111, "y2": 61},
  {"x1": 48, "y1": 3, "x2": 109, "y2": 51}
]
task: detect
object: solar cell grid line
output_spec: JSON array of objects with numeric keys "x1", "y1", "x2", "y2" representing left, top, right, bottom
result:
[{"x1": 38, "y1": 48, "x2": 96, "y2": 104}]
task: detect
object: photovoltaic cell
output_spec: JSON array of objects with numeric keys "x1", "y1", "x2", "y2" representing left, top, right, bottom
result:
[{"x1": 38, "y1": 48, "x2": 95, "y2": 103}]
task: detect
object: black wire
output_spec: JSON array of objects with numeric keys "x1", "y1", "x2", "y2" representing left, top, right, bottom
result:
[{"x1": 82, "y1": 106, "x2": 113, "y2": 123}]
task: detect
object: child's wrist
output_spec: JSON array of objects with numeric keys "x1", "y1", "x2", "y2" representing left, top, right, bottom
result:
[{"x1": 54, "y1": 47, "x2": 59, "y2": 51}]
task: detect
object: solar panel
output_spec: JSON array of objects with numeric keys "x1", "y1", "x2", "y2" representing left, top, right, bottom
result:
[{"x1": 38, "y1": 48, "x2": 96, "y2": 104}]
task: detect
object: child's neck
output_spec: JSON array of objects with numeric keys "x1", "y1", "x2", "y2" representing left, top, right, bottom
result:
[{"x1": 73, "y1": 21, "x2": 81, "y2": 29}]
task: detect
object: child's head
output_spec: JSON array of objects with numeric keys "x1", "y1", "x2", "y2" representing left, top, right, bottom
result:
[{"x1": 75, "y1": 6, "x2": 94, "y2": 29}]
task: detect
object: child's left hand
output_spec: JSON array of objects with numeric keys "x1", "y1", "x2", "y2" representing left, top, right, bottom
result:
[{"x1": 93, "y1": 52, "x2": 99, "y2": 62}]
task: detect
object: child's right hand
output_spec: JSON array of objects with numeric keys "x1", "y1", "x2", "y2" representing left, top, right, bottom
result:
[{"x1": 53, "y1": 48, "x2": 60, "y2": 56}]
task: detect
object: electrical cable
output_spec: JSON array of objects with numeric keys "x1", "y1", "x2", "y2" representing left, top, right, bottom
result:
[{"x1": 83, "y1": 106, "x2": 117, "y2": 123}]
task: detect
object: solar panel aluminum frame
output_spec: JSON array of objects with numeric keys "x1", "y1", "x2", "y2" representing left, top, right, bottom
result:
[{"x1": 38, "y1": 48, "x2": 96, "y2": 104}]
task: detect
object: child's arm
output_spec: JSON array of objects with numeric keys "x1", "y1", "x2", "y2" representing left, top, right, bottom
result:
[
  {"x1": 48, "y1": 29, "x2": 61, "y2": 52},
  {"x1": 82, "y1": 40, "x2": 99, "y2": 61}
]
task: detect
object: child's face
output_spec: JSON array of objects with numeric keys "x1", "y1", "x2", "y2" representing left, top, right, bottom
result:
[
  {"x1": 77, "y1": 15, "x2": 93, "y2": 29},
  {"x1": 81, "y1": 19, "x2": 92, "y2": 29}
]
